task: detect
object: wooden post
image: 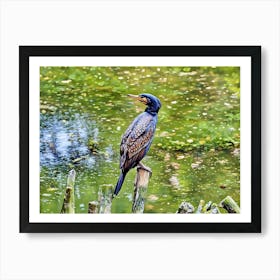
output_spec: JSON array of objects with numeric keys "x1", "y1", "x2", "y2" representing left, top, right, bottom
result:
[
  {"x1": 203, "y1": 201, "x2": 213, "y2": 213},
  {"x1": 219, "y1": 196, "x2": 240, "y2": 213},
  {"x1": 61, "y1": 169, "x2": 76, "y2": 213},
  {"x1": 88, "y1": 201, "x2": 99, "y2": 213},
  {"x1": 132, "y1": 167, "x2": 151, "y2": 213},
  {"x1": 98, "y1": 184, "x2": 113, "y2": 213},
  {"x1": 196, "y1": 200, "x2": 205, "y2": 213},
  {"x1": 206, "y1": 203, "x2": 220, "y2": 214},
  {"x1": 176, "y1": 201, "x2": 194, "y2": 213}
]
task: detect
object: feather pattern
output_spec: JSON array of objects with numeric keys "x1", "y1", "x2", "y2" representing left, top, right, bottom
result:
[{"x1": 120, "y1": 112, "x2": 156, "y2": 171}]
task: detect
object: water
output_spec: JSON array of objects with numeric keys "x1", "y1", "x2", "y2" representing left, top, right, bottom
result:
[{"x1": 40, "y1": 66, "x2": 240, "y2": 213}]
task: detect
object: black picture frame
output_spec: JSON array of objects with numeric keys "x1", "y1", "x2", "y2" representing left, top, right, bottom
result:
[{"x1": 20, "y1": 46, "x2": 261, "y2": 233}]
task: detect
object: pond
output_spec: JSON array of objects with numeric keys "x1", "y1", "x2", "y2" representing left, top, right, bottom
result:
[{"x1": 40, "y1": 66, "x2": 240, "y2": 213}]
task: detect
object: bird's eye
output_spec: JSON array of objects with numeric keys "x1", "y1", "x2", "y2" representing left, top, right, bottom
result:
[{"x1": 140, "y1": 97, "x2": 149, "y2": 104}]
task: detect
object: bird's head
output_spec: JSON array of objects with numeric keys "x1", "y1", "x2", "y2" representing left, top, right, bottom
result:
[{"x1": 128, "y1": 93, "x2": 161, "y2": 114}]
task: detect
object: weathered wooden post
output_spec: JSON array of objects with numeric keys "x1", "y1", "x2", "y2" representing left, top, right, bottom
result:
[
  {"x1": 175, "y1": 196, "x2": 240, "y2": 215},
  {"x1": 203, "y1": 201, "x2": 213, "y2": 213},
  {"x1": 61, "y1": 169, "x2": 76, "y2": 213},
  {"x1": 196, "y1": 200, "x2": 205, "y2": 213},
  {"x1": 207, "y1": 203, "x2": 220, "y2": 214},
  {"x1": 220, "y1": 196, "x2": 240, "y2": 213},
  {"x1": 98, "y1": 184, "x2": 113, "y2": 213},
  {"x1": 88, "y1": 201, "x2": 99, "y2": 213},
  {"x1": 132, "y1": 167, "x2": 151, "y2": 213},
  {"x1": 176, "y1": 201, "x2": 195, "y2": 213}
]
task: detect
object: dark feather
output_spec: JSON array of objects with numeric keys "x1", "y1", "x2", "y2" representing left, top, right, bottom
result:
[{"x1": 114, "y1": 172, "x2": 127, "y2": 196}]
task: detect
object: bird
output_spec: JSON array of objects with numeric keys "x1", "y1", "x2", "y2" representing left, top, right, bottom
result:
[{"x1": 113, "y1": 93, "x2": 161, "y2": 197}]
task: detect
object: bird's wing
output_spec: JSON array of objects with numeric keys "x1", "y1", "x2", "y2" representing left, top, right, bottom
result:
[
  {"x1": 120, "y1": 113, "x2": 156, "y2": 170},
  {"x1": 120, "y1": 113, "x2": 150, "y2": 152},
  {"x1": 127, "y1": 121, "x2": 155, "y2": 158}
]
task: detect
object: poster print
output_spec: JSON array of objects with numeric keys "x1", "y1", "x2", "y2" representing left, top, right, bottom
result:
[{"x1": 20, "y1": 46, "x2": 261, "y2": 232}]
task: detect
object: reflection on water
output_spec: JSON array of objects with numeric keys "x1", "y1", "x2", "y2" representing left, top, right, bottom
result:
[
  {"x1": 40, "y1": 113, "x2": 99, "y2": 166},
  {"x1": 40, "y1": 66, "x2": 240, "y2": 213}
]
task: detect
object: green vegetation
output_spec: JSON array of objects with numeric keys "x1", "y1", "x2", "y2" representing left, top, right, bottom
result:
[{"x1": 40, "y1": 66, "x2": 240, "y2": 213}]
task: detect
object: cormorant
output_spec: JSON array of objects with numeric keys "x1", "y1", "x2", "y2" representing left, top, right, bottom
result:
[{"x1": 113, "y1": 93, "x2": 161, "y2": 197}]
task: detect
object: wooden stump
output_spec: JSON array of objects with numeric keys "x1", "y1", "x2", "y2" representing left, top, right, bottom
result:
[
  {"x1": 219, "y1": 196, "x2": 240, "y2": 213},
  {"x1": 176, "y1": 201, "x2": 195, "y2": 213},
  {"x1": 132, "y1": 167, "x2": 151, "y2": 213},
  {"x1": 88, "y1": 201, "x2": 99, "y2": 213},
  {"x1": 196, "y1": 200, "x2": 205, "y2": 213},
  {"x1": 206, "y1": 203, "x2": 220, "y2": 214},
  {"x1": 203, "y1": 201, "x2": 213, "y2": 213},
  {"x1": 98, "y1": 184, "x2": 113, "y2": 213},
  {"x1": 61, "y1": 169, "x2": 76, "y2": 213}
]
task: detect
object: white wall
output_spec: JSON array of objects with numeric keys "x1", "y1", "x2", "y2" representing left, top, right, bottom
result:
[{"x1": 0, "y1": 0, "x2": 279, "y2": 279}]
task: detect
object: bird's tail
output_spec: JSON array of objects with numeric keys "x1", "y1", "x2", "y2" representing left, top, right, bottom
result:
[{"x1": 113, "y1": 172, "x2": 127, "y2": 197}]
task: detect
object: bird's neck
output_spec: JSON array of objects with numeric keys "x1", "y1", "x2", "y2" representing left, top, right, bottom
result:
[{"x1": 145, "y1": 107, "x2": 158, "y2": 116}]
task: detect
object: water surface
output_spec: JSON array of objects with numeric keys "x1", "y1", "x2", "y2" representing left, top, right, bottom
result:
[{"x1": 40, "y1": 66, "x2": 240, "y2": 213}]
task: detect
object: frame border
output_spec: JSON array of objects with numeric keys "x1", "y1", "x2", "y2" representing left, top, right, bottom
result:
[{"x1": 19, "y1": 46, "x2": 261, "y2": 233}]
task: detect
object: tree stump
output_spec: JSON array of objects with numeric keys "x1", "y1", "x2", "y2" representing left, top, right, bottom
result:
[
  {"x1": 219, "y1": 196, "x2": 240, "y2": 213},
  {"x1": 88, "y1": 201, "x2": 99, "y2": 213},
  {"x1": 61, "y1": 169, "x2": 76, "y2": 213},
  {"x1": 132, "y1": 167, "x2": 151, "y2": 213},
  {"x1": 98, "y1": 184, "x2": 113, "y2": 213},
  {"x1": 196, "y1": 200, "x2": 205, "y2": 213},
  {"x1": 176, "y1": 201, "x2": 195, "y2": 213}
]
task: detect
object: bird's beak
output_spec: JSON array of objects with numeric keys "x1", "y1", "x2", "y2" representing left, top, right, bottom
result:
[{"x1": 127, "y1": 94, "x2": 148, "y2": 105}]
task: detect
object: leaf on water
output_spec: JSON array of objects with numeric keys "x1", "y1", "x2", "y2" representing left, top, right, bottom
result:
[
  {"x1": 217, "y1": 159, "x2": 228, "y2": 165},
  {"x1": 171, "y1": 162, "x2": 180, "y2": 170},
  {"x1": 231, "y1": 148, "x2": 240, "y2": 156},
  {"x1": 46, "y1": 187, "x2": 57, "y2": 192},
  {"x1": 147, "y1": 195, "x2": 159, "y2": 202},
  {"x1": 191, "y1": 159, "x2": 203, "y2": 169},
  {"x1": 159, "y1": 131, "x2": 169, "y2": 137},
  {"x1": 42, "y1": 193, "x2": 52, "y2": 197},
  {"x1": 164, "y1": 153, "x2": 170, "y2": 161},
  {"x1": 169, "y1": 175, "x2": 180, "y2": 187},
  {"x1": 145, "y1": 204, "x2": 155, "y2": 210},
  {"x1": 191, "y1": 163, "x2": 200, "y2": 169},
  {"x1": 176, "y1": 155, "x2": 185, "y2": 160},
  {"x1": 61, "y1": 80, "x2": 72, "y2": 84}
]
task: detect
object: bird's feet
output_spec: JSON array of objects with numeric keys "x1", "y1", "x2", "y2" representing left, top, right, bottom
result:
[{"x1": 137, "y1": 162, "x2": 152, "y2": 176}]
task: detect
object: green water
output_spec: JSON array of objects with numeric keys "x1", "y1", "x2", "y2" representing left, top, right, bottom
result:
[{"x1": 40, "y1": 66, "x2": 240, "y2": 213}]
